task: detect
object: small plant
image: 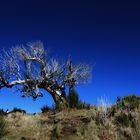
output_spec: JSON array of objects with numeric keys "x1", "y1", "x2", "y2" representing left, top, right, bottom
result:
[
  {"x1": 96, "y1": 95, "x2": 111, "y2": 125},
  {"x1": 115, "y1": 111, "x2": 130, "y2": 127},
  {"x1": 11, "y1": 107, "x2": 26, "y2": 114},
  {"x1": 116, "y1": 95, "x2": 140, "y2": 111},
  {"x1": 67, "y1": 89, "x2": 90, "y2": 109},
  {"x1": 68, "y1": 90, "x2": 79, "y2": 108},
  {"x1": 123, "y1": 95, "x2": 140, "y2": 110},
  {"x1": 41, "y1": 105, "x2": 52, "y2": 113},
  {"x1": 77, "y1": 100, "x2": 90, "y2": 109},
  {"x1": 54, "y1": 99, "x2": 63, "y2": 112}
]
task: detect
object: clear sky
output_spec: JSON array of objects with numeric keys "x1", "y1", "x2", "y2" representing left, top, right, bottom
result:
[{"x1": 0, "y1": 0, "x2": 140, "y2": 113}]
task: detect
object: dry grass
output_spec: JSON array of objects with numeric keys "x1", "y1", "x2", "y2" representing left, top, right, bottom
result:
[{"x1": 1, "y1": 101, "x2": 140, "y2": 140}]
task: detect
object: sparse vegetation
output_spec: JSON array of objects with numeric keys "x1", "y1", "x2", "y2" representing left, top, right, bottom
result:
[
  {"x1": 54, "y1": 99, "x2": 63, "y2": 112},
  {"x1": 41, "y1": 105, "x2": 52, "y2": 113},
  {"x1": 68, "y1": 89, "x2": 79, "y2": 108},
  {"x1": 116, "y1": 95, "x2": 140, "y2": 111},
  {"x1": 0, "y1": 94, "x2": 140, "y2": 140},
  {"x1": 67, "y1": 89, "x2": 90, "y2": 110},
  {"x1": 41, "y1": 90, "x2": 91, "y2": 114},
  {"x1": 77, "y1": 100, "x2": 90, "y2": 110},
  {"x1": 96, "y1": 96, "x2": 111, "y2": 125},
  {"x1": 11, "y1": 107, "x2": 26, "y2": 114}
]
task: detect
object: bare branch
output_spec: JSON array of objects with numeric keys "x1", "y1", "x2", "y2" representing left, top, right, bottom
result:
[{"x1": 0, "y1": 41, "x2": 92, "y2": 102}]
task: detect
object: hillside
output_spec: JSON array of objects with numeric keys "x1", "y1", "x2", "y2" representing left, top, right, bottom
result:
[{"x1": 0, "y1": 95, "x2": 140, "y2": 140}]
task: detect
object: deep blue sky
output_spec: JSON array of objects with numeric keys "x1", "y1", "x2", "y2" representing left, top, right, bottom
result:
[{"x1": 0, "y1": 0, "x2": 140, "y2": 113}]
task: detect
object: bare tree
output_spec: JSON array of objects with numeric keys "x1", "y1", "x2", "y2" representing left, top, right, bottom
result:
[{"x1": 0, "y1": 41, "x2": 92, "y2": 107}]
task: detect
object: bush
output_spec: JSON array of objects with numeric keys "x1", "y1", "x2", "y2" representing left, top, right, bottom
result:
[
  {"x1": 96, "y1": 96, "x2": 111, "y2": 125},
  {"x1": 123, "y1": 95, "x2": 140, "y2": 110},
  {"x1": 11, "y1": 107, "x2": 26, "y2": 114},
  {"x1": 68, "y1": 90, "x2": 79, "y2": 108},
  {"x1": 41, "y1": 105, "x2": 52, "y2": 113},
  {"x1": 0, "y1": 116, "x2": 6, "y2": 138},
  {"x1": 77, "y1": 100, "x2": 90, "y2": 110},
  {"x1": 67, "y1": 89, "x2": 90, "y2": 109},
  {"x1": 54, "y1": 99, "x2": 63, "y2": 112},
  {"x1": 116, "y1": 95, "x2": 140, "y2": 111},
  {"x1": 51, "y1": 124, "x2": 62, "y2": 139}
]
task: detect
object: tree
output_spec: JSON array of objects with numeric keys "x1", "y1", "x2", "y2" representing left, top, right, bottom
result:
[{"x1": 0, "y1": 41, "x2": 91, "y2": 108}]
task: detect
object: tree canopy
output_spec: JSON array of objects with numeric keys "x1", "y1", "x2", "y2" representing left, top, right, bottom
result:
[{"x1": 0, "y1": 41, "x2": 92, "y2": 105}]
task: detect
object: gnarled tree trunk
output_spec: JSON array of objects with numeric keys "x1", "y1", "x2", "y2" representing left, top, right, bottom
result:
[
  {"x1": 0, "y1": 41, "x2": 91, "y2": 111},
  {"x1": 44, "y1": 86, "x2": 68, "y2": 109}
]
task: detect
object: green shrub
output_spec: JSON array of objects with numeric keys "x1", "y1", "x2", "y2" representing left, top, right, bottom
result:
[
  {"x1": 116, "y1": 95, "x2": 140, "y2": 111},
  {"x1": 67, "y1": 89, "x2": 90, "y2": 109},
  {"x1": 41, "y1": 105, "x2": 52, "y2": 113},
  {"x1": 77, "y1": 100, "x2": 90, "y2": 110},
  {"x1": 0, "y1": 116, "x2": 6, "y2": 138},
  {"x1": 54, "y1": 99, "x2": 63, "y2": 112},
  {"x1": 68, "y1": 90, "x2": 79, "y2": 108},
  {"x1": 11, "y1": 107, "x2": 26, "y2": 114},
  {"x1": 123, "y1": 95, "x2": 140, "y2": 110}
]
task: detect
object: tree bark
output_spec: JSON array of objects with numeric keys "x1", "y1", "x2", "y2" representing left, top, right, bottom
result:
[{"x1": 44, "y1": 86, "x2": 68, "y2": 110}]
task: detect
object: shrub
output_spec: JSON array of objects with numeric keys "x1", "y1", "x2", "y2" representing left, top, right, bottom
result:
[
  {"x1": 77, "y1": 100, "x2": 90, "y2": 110},
  {"x1": 11, "y1": 107, "x2": 26, "y2": 114},
  {"x1": 116, "y1": 95, "x2": 140, "y2": 111},
  {"x1": 123, "y1": 95, "x2": 140, "y2": 110},
  {"x1": 54, "y1": 99, "x2": 63, "y2": 112},
  {"x1": 67, "y1": 89, "x2": 90, "y2": 109},
  {"x1": 41, "y1": 105, "x2": 52, "y2": 113},
  {"x1": 68, "y1": 90, "x2": 79, "y2": 108},
  {"x1": 96, "y1": 96, "x2": 111, "y2": 125},
  {"x1": 0, "y1": 116, "x2": 6, "y2": 138}
]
